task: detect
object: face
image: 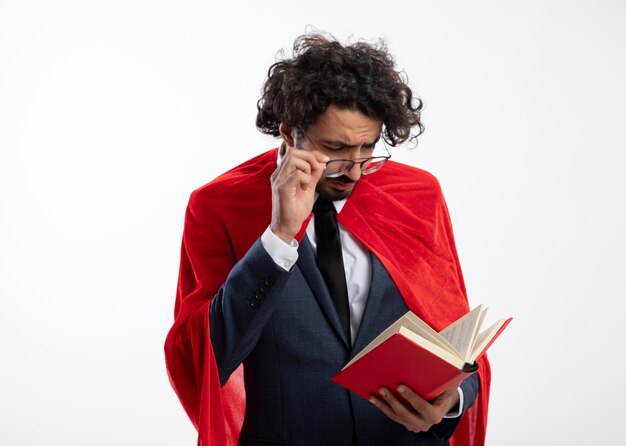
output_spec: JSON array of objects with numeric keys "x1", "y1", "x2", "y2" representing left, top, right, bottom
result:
[{"x1": 285, "y1": 105, "x2": 383, "y2": 201}]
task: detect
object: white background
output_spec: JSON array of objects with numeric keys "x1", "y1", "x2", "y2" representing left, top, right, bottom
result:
[{"x1": 1, "y1": 1, "x2": 625, "y2": 445}]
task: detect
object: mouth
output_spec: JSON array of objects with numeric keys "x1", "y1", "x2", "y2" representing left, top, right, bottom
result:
[{"x1": 328, "y1": 179, "x2": 355, "y2": 191}]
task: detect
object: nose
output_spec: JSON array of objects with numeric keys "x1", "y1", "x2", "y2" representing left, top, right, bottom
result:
[
  {"x1": 344, "y1": 146, "x2": 368, "y2": 181},
  {"x1": 345, "y1": 162, "x2": 363, "y2": 182}
]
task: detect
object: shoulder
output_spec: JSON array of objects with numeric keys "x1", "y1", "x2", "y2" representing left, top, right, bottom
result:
[
  {"x1": 182, "y1": 149, "x2": 277, "y2": 258},
  {"x1": 350, "y1": 160, "x2": 452, "y2": 227},
  {"x1": 364, "y1": 160, "x2": 444, "y2": 199},
  {"x1": 188, "y1": 149, "x2": 277, "y2": 213}
]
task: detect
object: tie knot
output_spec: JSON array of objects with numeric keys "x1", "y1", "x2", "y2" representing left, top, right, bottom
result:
[{"x1": 313, "y1": 197, "x2": 334, "y2": 215}]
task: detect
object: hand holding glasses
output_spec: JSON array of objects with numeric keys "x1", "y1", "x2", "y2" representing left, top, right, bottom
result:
[{"x1": 300, "y1": 130, "x2": 391, "y2": 179}]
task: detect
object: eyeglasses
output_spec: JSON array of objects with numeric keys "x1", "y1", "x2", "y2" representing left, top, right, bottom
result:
[{"x1": 301, "y1": 130, "x2": 391, "y2": 179}]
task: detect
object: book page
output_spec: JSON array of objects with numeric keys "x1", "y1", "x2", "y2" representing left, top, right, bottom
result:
[
  {"x1": 397, "y1": 326, "x2": 465, "y2": 369},
  {"x1": 468, "y1": 318, "x2": 510, "y2": 363},
  {"x1": 403, "y1": 312, "x2": 460, "y2": 356},
  {"x1": 438, "y1": 305, "x2": 485, "y2": 361},
  {"x1": 346, "y1": 323, "x2": 466, "y2": 371},
  {"x1": 344, "y1": 311, "x2": 464, "y2": 370}
]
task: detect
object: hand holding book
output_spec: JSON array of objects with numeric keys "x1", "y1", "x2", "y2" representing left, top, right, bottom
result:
[
  {"x1": 332, "y1": 304, "x2": 511, "y2": 402},
  {"x1": 369, "y1": 384, "x2": 461, "y2": 433}
]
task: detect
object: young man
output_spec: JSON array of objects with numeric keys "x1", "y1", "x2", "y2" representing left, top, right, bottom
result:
[{"x1": 165, "y1": 33, "x2": 489, "y2": 446}]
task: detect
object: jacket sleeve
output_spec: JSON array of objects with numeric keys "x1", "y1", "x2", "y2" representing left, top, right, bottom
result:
[
  {"x1": 164, "y1": 189, "x2": 282, "y2": 443},
  {"x1": 428, "y1": 372, "x2": 480, "y2": 441},
  {"x1": 209, "y1": 239, "x2": 292, "y2": 385}
]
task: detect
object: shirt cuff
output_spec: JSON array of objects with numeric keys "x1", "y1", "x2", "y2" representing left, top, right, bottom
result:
[
  {"x1": 260, "y1": 226, "x2": 299, "y2": 271},
  {"x1": 442, "y1": 387, "x2": 464, "y2": 419}
]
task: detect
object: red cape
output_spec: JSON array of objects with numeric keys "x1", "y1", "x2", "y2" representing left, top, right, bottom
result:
[{"x1": 165, "y1": 148, "x2": 490, "y2": 446}]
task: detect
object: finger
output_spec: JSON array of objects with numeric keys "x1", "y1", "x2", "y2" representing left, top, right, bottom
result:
[
  {"x1": 279, "y1": 148, "x2": 328, "y2": 191},
  {"x1": 397, "y1": 385, "x2": 443, "y2": 426},
  {"x1": 431, "y1": 386, "x2": 459, "y2": 404},
  {"x1": 370, "y1": 388, "x2": 431, "y2": 432},
  {"x1": 285, "y1": 145, "x2": 330, "y2": 164},
  {"x1": 284, "y1": 147, "x2": 327, "y2": 170},
  {"x1": 431, "y1": 387, "x2": 460, "y2": 415},
  {"x1": 278, "y1": 156, "x2": 313, "y2": 176},
  {"x1": 277, "y1": 154, "x2": 325, "y2": 190},
  {"x1": 368, "y1": 395, "x2": 402, "y2": 425},
  {"x1": 312, "y1": 150, "x2": 330, "y2": 164},
  {"x1": 295, "y1": 169, "x2": 313, "y2": 187},
  {"x1": 377, "y1": 388, "x2": 424, "y2": 426},
  {"x1": 396, "y1": 385, "x2": 429, "y2": 412},
  {"x1": 291, "y1": 158, "x2": 313, "y2": 177},
  {"x1": 277, "y1": 169, "x2": 314, "y2": 191},
  {"x1": 311, "y1": 151, "x2": 329, "y2": 183},
  {"x1": 284, "y1": 151, "x2": 326, "y2": 189}
]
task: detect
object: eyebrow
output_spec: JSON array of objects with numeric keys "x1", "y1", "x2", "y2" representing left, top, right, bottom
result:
[{"x1": 320, "y1": 136, "x2": 381, "y2": 148}]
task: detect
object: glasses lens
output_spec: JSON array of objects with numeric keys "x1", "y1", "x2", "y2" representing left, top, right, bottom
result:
[
  {"x1": 361, "y1": 157, "x2": 388, "y2": 175},
  {"x1": 324, "y1": 160, "x2": 353, "y2": 178}
]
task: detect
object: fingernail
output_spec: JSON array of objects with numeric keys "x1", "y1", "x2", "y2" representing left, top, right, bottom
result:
[
  {"x1": 369, "y1": 398, "x2": 377, "y2": 405},
  {"x1": 379, "y1": 389, "x2": 387, "y2": 397},
  {"x1": 397, "y1": 386, "x2": 405, "y2": 393}
]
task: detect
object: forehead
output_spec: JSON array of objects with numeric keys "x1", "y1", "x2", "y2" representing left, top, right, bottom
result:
[{"x1": 308, "y1": 105, "x2": 383, "y2": 143}]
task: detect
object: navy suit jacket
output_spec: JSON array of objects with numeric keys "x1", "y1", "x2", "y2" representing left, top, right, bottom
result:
[{"x1": 210, "y1": 236, "x2": 479, "y2": 446}]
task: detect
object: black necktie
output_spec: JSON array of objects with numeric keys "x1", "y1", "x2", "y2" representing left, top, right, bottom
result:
[{"x1": 313, "y1": 197, "x2": 351, "y2": 339}]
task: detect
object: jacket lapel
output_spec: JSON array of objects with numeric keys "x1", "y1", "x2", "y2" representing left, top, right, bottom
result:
[{"x1": 297, "y1": 235, "x2": 351, "y2": 348}]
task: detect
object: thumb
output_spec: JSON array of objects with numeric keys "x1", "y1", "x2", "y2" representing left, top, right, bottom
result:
[
  {"x1": 310, "y1": 152, "x2": 329, "y2": 186},
  {"x1": 432, "y1": 387, "x2": 459, "y2": 411}
]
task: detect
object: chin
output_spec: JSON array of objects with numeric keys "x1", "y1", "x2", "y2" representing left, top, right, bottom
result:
[{"x1": 317, "y1": 185, "x2": 353, "y2": 201}]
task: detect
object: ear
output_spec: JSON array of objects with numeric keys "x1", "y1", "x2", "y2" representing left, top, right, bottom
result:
[{"x1": 279, "y1": 122, "x2": 297, "y2": 149}]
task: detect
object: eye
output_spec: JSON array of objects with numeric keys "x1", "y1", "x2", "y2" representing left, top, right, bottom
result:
[{"x1": 324, "y1": 145, "x2": 347, "y2": 152}]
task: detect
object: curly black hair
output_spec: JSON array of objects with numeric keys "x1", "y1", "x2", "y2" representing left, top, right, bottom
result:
[{"x1": 255, "y1": 33, "x2": 423, "y2": 147}]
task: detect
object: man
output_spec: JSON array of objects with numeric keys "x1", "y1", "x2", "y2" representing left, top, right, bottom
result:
[{"x1": 165, "y1": 33, "x2": 490, "y2": 446}]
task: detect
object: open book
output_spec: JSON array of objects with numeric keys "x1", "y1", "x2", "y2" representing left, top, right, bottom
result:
[{"x1": 332, "y1": 305, "x2": 511, "y2": 401}]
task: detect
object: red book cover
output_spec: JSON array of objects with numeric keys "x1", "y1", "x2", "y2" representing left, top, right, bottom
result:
[{"x1": 332, "y1": 331, "x2": 477, "y2": 401}]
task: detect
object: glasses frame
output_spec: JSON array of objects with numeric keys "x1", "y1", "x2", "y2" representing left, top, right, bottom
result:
[{"x1": 300, "y1": 129, "x2": 391, "y2": 179}]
